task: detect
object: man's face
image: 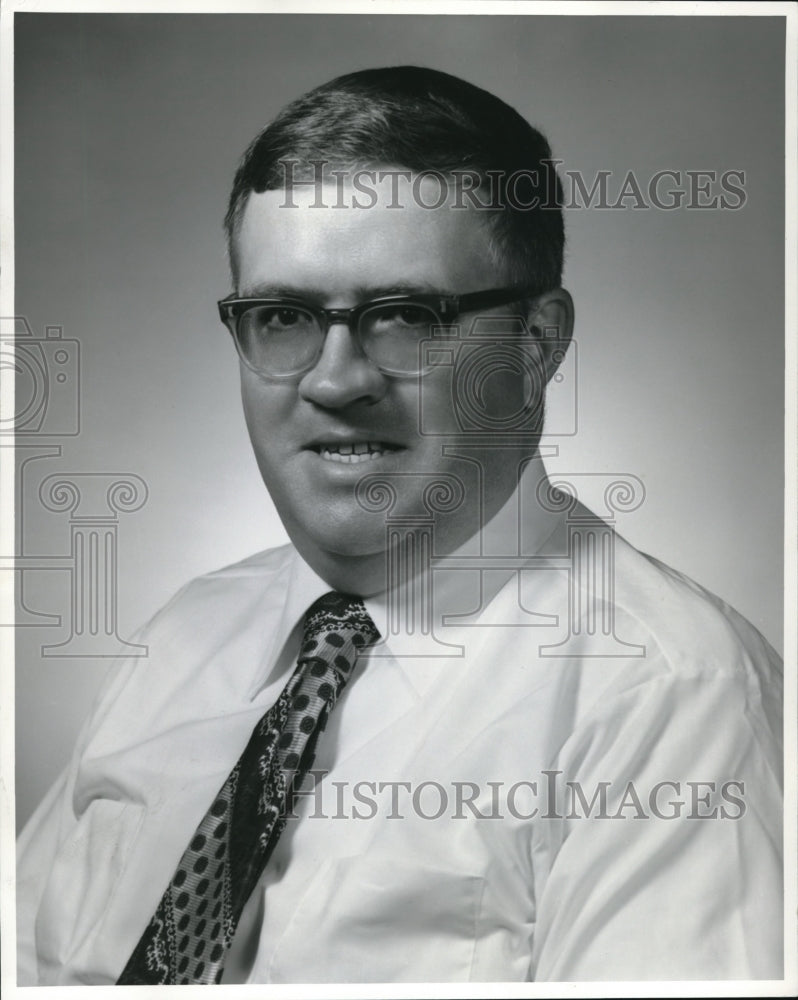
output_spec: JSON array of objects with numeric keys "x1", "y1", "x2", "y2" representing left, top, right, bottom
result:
[{"x1": 234, "y1": 173, "x2": 545, "y2": 590}]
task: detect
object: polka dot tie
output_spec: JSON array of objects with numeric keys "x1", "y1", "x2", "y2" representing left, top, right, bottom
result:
[{"x1": 117, "y1": 592, "x2": 379, "y2": 985}]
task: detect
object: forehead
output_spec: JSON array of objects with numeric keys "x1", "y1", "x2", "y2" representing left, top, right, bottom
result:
[{"x1": 235, "y1": 171, "x2": 507, "y2": 298}]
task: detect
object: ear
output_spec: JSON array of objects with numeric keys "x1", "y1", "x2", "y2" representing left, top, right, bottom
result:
[{"x1": 526, "y1": 288, "x2": 575, "y2": 385}]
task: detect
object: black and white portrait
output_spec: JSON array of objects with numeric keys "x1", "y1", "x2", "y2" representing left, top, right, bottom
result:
[{"x1": 5, "y1": 4, "x2": 794, "y2": 993}]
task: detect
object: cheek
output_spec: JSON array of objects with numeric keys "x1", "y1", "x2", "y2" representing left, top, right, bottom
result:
[
  {"x1": 412, "y1": 370, "x2": 457, "y2": 437},
  {"x1": 415, "y1": 358, "x2": 540, "y2": 439},
  {"x1": 239, "y1": 375, "x2": 293, "y2": 457}
]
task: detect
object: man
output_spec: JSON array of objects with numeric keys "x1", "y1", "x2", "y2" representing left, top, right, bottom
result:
[{"x1": 17, "y1": 66, "x2": 782, "y2": 984}]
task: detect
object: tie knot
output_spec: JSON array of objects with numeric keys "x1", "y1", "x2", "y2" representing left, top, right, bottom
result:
[{"x1": 301, "y1": 591, "x2": 379, "y2": 652}]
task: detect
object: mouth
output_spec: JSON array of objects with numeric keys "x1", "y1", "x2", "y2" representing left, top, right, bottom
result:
[{"x1": 312, "y1": 441, "x2": 402, "y2": 464}]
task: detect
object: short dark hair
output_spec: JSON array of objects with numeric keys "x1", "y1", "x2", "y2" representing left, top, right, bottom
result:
[{"x1": 224, "y1": 65, "x2": 564, "y2": 291}]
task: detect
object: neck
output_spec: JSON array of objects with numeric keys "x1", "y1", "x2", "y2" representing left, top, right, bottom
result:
[{"x1": 293, "y1": 544, "x2": 390, "y2": 598}]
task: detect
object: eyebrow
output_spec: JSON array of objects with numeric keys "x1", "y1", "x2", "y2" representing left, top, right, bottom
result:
[{"x1": 238, "y1": 281, "x2": 448, "y2": 301}]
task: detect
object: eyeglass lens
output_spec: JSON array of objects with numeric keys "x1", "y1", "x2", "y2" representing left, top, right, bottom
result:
[{"x1": 237, "y1": 302, "x2": 440, "y2": 376}]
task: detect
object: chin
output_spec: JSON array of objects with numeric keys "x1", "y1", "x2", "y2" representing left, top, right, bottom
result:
[
  {"x1": 289, "y1": 519, "x2": 390, "y2": 596},
  {"x1": 320, "y1": 524, "x2": 389, "y2": 559},
  {"x1": 291, "y1": 509, "x2": 390, "y2": 560}
]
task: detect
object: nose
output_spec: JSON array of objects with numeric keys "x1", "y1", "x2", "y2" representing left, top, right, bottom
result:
[{"x1": 297, "y1": 322, "x2": 388, "y2": 409}]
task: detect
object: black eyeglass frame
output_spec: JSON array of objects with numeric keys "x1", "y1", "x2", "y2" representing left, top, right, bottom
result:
[{"x1": 217, "y1": 285, "x2": 542, "y2": 379}]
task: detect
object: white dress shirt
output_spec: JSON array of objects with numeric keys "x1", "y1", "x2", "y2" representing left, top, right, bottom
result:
[{"x1": 16, "y1": 459, "x2": 783, "y2": 984}]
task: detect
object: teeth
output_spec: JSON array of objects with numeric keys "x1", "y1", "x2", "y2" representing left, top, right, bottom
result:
[{"x1": 318, "y1": 442, "x2": 391, "y2": 464}]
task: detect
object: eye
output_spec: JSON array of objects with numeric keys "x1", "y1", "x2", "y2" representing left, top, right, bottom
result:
[
  {"x1": 394, "y1": 305, "x2": 430, "y2": 327},
  {"x1": 261, "y1": 307, "x2": 304, "y2": 329},
  {"x1": 369, "y1": 304, "x2": 434, "y2": 330}
]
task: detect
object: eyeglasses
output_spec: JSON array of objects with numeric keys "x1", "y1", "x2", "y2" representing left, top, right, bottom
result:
[{"x1": 217, "y1": 285, "x2": 540, "y2": 379}]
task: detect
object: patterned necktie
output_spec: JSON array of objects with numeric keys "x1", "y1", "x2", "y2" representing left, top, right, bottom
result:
[{"x1": 117, "y1": 591, "x2": 379, "y2": 986}]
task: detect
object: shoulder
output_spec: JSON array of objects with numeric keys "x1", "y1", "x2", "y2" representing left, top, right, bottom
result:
[
  {"x1": 609, "y1": 530, "x2": 781, "y2": 685},
  {"x1": 586, "y1": 530, "x2": 783, "y2": 763},
  {"x1": 539, "y1": 513, "x2": 783, "y2": 756},
  {"x1": 532, "y1": 522, "x2": 784, "y2": 791}
]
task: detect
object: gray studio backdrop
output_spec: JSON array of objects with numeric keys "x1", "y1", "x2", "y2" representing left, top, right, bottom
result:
[{"x1": 13, "y1": 13, "x2": 785, "y2": 829}]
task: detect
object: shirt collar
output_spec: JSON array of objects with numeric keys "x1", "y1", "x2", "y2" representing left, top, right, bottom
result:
[{"x1": 246, "y1": 551, "x2": 331, "y2": 700}]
